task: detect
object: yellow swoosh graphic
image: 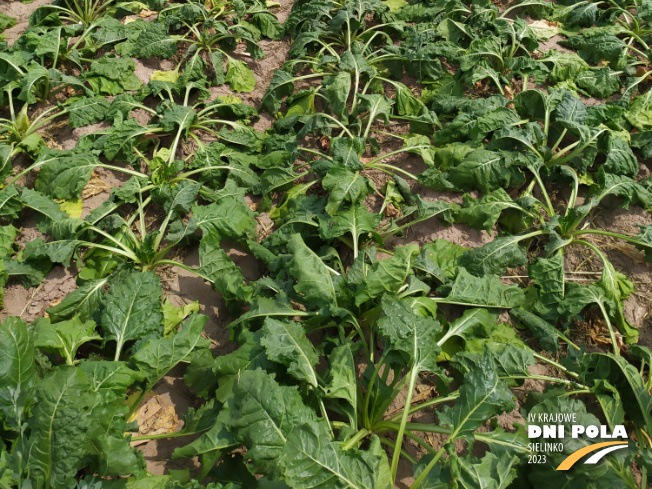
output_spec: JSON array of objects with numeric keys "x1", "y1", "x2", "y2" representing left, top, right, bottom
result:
[{"x1": 556, "y1": 441, "x2": 628, "y2": 470}]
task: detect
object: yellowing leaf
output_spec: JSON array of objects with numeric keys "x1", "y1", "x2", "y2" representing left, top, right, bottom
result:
[
  {"x1": 150, "y1": 69, "x2": 179, "y2": 82},
  {"x1": 216, "y1": 94, "x2": 243, "y2": 104},
  {"x1": 58, "y1": 199, "x2": 83, "y2": 219},
  {"x1": 382, "y1": 0, "x2": 408, "y2": 11},
  {"x1": 529, "y1": 19, "x2": 558, "y2": 41},
  {"x1": 162, "y1": 298, "x2": 200, "y2": 337}
]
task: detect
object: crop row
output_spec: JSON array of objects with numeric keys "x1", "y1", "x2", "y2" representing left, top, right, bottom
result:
[{"x1": 1, "y1": 0, "x2": 652, "y2": 488}]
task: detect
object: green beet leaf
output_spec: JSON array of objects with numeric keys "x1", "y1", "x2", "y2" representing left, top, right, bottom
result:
[
  {"x1": 459, "y1": 235, "x2": 529, "y2": 277},
  {"x1": 191, "y1": 181, "x2": 256, "y2": 241},
  {"x1": 65, "y1": 96, "x2": 110, "y2": 128},
  {"x1": 287, "y1": 233, "x2": 337, "y2": 307},
  {"x1": 448, "y1": 150, "x2": 525, "y2": 194},
  {"x1": 435, "y1": 268, "x2": 525, "y2": 309},
  {"x1": 260, "y1": 318, "x2": 319, "y2": 388},
  {"x1": 455, "y1": 452, "x2": 519, "y2": 489},
  {"x1": 22, "y1": 367, "x2": 97, "y2": 489},
  {"x1": 46, "y1": 277, "x2": 109, "y2": 323},
  {"x1": 322, "y1": 165, "x2": 374, "y2": 215},
  {"x1": 510, "y1": 308, "x2": 562, "y2": 353},
  {"x1": 210, "y1": 329, "x2": 275, "y2": 402},
  {"x1": 101, "y1": 270, "x2": 163, "y2": 360},
  {"x1": 198, "y1": 232, "x2": 252, "y2": 304},
  {"x1": 130, "y1": 314, "x2": 210, "y2": 388},
  {"x1": 581, "y1": 353, "x2": 652, "y2": 435},
  {"x1": 34, "y1": 150, "x2": 98, "y2": 200},
  {"x1": 455, "y1": 189, "x2": 528, "y2": 232},
  {"x1": 324, "y1": 343, "x2": 358, "y2": 425},
  {"x1": 0, "y1": 317, "x2": 35, "y2": 433},
  {"x1": 319, "y1": 203, "x2": 381, "y2": 255},
  {"x1": 438, "y1": 356, "x2": 515, "y2": 441},
  {"x1": 413, "y1": 239, "x2": 467, "y2": 284},
  {"x1": 224, "y1": 369, "x2": 317, "y2": 477},
  {"x1": 172, "y1": 408, "x2": 238, "y2": 475},
  {"x1": 261, "y1": 69, "x2": 295, "y2": 114},
  {"x1": 355, "y1": 244, "x2": 420, "y2": 306},
  {"x1": 226, "y1": 59, "x2": 256, "y2": 93},
  {"x1": 131, "y1": 22, "x2": 177, "y2": 59},
  {"x1": 437, "y1": 308, "x2": 497, "y2": 348},
  {"x1": 280, "y1": 421, "x2": 391, "y2": 489},
  {"x1": 33, "y1": 315, "x2": 101, "y2": 365},
  {"x1": 377, "y1": 294, "x2": 441, "y2": 372}
]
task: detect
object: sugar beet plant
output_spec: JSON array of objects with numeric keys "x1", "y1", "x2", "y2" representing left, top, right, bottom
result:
[{"x1": 3, "y1": 0, "x2": 652, "y2": 488}]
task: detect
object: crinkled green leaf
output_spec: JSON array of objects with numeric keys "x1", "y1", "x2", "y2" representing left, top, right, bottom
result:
[
  {"x1": 35, "y1": 150, "x2": 98, "y2": 200},
  {"x1": 575, "y1": 68, "x2": 621, "y2": 99},
  {"x1": 101, "y1": 270, "x2": 163, "y2": 360},
  {"x1": 456, "y1": 189, "x2": 527, "y2": 232},
  {"x1": 33, "y1": 315, "x2": 100, "y2": 365},
  {"x1": 377, "y1": 295, "x2": 441, "y2": 372},
  {"x1": 226, "y1": 59, "x2": 256, "y2": 93},
  {"x1": 354, "y1": 244, "x2": 419, "y2": 306},
  {"x1": 260, "y1": 318, "x2": 319, "y2": 387},
  {"x1": 0, "y1": 317, "x2": 35, "y2": 432},
  {"x1": 65, "y1": 96, "x2": 110, "y2": 128},
  {"x1": 192, "y1": 181, "x2": 256, "y2": 241},
  {"x1": 322, "y1": 165, "x2": 374, "y2": 215},
  {"x1": 413, "y1": 240, "x2": 467, "y2": 283},
  {"x1": 510, "y1": 308, "x2": 562, "y2": 353},
  {"x1": 224, "y1": 369, "x2": 317, "y2": 476},
  {"x1": 287, "y1": 233, "x2": 337, "y2": 307},
  {"x1": 438, "y1": 356, "x2": 515, "y2": 440},
  {"x1": 23, "y1": 367, "x2": 96, "y2": 489},
  {"x1": 131, "y1": 22, "x2": 177, "y2": 59},
  {"x1": 197, "y1": 232, "x2": 252, "y2": 304},
  {"x1": 46, "y1": 278, "x2": 108, "y2": 323},
  {"x1": 459, "y1": 235, "x2": 529, "y2": 277},
  {"x1": 455, "y1": 452, "x2": 519, "y2": 489},
  {"x1": 131, "y1": 314, "x2": 210, "y2": 387},
  {"x1": 436, "y1": 268, "x2": 525, "y2": 309},
  {"x1": 261, "y1": 70, "x2": 295, "y2": 114},
  {"x1": 280, "y1": 421, "x2": 391, "y2": 489},
  {"x1": 319, "y1": 203, "x2": 381, "y2": 252}
]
